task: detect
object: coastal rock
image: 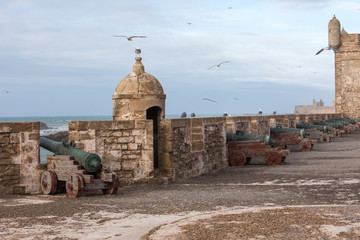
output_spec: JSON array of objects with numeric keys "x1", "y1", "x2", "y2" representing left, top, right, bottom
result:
[
  {"x1": 43, "y1": 131, "x2": 68, "y2": 142},
  {"x1": 39, "y1": 122, "x2": 50, "y2": 130}
]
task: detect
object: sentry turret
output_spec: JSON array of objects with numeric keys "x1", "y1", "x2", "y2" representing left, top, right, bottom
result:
[{"x1": 328, "y1": 15, "x2": 341, "y2": 49}]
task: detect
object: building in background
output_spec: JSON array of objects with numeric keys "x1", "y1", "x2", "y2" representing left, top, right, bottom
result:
[{"x1": 294, "y1": 99, "x2": 335, "y2": 114}]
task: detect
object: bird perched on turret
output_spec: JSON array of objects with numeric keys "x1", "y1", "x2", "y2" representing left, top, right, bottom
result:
[
  {"x1": 135, "y1": 47, "x2": 141, "y2": 56},
  {"x1": 316, "y1": 46, "x2": 342, "y2": 55},
  {"x1": 113, "y1": 35, "x2": 147, "y2": 41},
  {"x1": 208, "y1": 61, "x2": 230, "y2": 70}
]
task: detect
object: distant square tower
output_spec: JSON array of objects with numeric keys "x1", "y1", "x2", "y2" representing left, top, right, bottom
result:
[{"x1": 329, "y1": 16, "x2": 360, "y2": 118}]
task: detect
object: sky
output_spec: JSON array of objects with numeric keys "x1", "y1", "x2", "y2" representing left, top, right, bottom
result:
[{"x1": 0, "y1": 0, "x2": 360, "y2": 117}]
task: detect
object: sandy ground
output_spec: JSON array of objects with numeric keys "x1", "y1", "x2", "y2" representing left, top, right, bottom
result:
[{"x1": 1, "y1": 130, "x2": 360, "y2": 239}]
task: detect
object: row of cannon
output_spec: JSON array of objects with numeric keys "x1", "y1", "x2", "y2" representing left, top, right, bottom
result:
[
  {"x1": 40, "y1": 118, "x2": 358, "y2": 198},
  {"x1": 227, "y1": 118, "x2": 359, "y2": 166}
]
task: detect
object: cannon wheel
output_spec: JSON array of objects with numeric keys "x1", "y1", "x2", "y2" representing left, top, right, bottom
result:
[
  {"x1": 319, "y1": 134, "x2": 330, "y2": 143},
  {"x1": 41, "y1": 171, "x2": 58, "y2": 195},
  {"x1": 102, "y1": 175, "x2": 119, "y2": 195},
  {"x1": 299, "y1": 139, "x2": 312, "y2": 152},
  {"x1": 66, "y1": 173, "x2": 85, "y2": 198},
  {"x1": 229, "y1": 152, "x2": 247, "y2": 166},
  {"x1": 265, "y1": 151, "x2": 282, "y2": 165}
]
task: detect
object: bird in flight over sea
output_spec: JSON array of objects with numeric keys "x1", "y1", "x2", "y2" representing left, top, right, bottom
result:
[
  {"x1": 316, "y1": 46, "x2": 342, "y2": 55},
  {"x1": 112, "y1": 35, "x2": 147, "y2": 41},
  {"x1": 2, "y1": 90, "x2": 10, "y2": 94},
  {"x1": 208, "y1": 61, "x2": 230, "y2": 70},
  {"x1": 202, "y1": 98, "x2": 216, "y2": 103}
]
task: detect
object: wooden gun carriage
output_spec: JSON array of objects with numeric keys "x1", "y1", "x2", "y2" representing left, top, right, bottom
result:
[
  {"x1": 227, "y1": 131, "x2": 290, "y2": 166},
  {"x1": 40, "y1": 137, "x2": 119, "y2": 198}
]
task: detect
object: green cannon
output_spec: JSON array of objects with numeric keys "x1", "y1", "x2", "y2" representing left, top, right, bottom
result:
[
  {"x1": 226, "y1": 130, "x2": 276, "y2": 145},
  {"x1": 313, "y1": 121, "x2": 342, "y2": 129},
  {"x1": 270, "y1": 126, "x2": 307, "y2": 138},
  {"x1": 40, "y1": 137, "x2": 101, "y2": 173},
  {"x1": 326, "y1": 119, "x2": 352, "y2": 125},
  {"x1": 296, "y1": 124, "x2": 329, "y2": 133}
]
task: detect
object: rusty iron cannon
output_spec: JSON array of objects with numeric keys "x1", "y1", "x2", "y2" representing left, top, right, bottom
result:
[
  {"x1": 296, "y1": 124, "x2": 331, "y2": 143},
  {"x1": 227, "y1": 130, "x2": 290, "y2": 166},
  {"x1": 40, "y1": 137, "x2": 118, "y2": 198},
  {"x1": 270, "y1": 127, "x2": 316, "y2": 151}
]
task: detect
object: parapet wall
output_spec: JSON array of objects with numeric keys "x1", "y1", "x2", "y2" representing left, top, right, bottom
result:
[
  {"x1": 159, "y1": 117, "x2": 228, "y2": 179},
  {"x1": 0, "y1": 113, "x2": 344, "y2": 195},
  {"x1": 0, "y1": 122, "x2": 41, "y2": 195},
  {"x1": 68, "y1": 120, "x2": 154, "y2": 186},
  {"x1": 158, "y1": 113, "x2": 342, "y2": 180}
]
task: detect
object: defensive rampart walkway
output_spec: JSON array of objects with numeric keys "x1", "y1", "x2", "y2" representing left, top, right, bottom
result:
[{"x1": 1, "y1": 129, "x2": 360, "y2": 239}]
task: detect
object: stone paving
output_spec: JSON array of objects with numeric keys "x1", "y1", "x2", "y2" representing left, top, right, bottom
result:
[{"x1": 1, "y1": 130, "x2": 360, "y2": 239}]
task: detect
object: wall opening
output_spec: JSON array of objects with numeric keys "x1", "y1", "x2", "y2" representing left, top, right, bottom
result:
[{"x1": 146, "y1": 106, "x2": 161, "y2": 169}]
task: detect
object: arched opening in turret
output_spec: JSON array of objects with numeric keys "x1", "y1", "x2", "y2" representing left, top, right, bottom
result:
[{"x1": 146, "y1": 106, "x2": 162, "y2": 169}]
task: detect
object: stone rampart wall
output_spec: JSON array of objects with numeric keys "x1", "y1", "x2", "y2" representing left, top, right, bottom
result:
[
  {"x1": 0, "y1": 113, "x2": 344, "y2": 195},
  {"x1": 159, "y1": 117, "x2": 228, "y2": 179},
  {"x1": 159, "y1": 113, "x2": 343, "y2": 180},
  {"x1": 0, "y1": 122, "x2": 41, "y2": 194},
  {"x1": 68, "y1": 120, "x2": 153, "y2": 186}
]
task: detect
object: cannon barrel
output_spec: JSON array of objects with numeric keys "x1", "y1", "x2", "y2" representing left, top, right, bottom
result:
[
  {"x1": 326, "y1": 119, "x2": 353, "y2": 125},
  {"x1": 313, "y1": 121, "x2": 342, "y2": 129},
  {"x1": 40, "y1": 137, "x2": 101, "y2": 172},
  {"x1": 270, "y1": 126, "x2": 307, "y2": 138},
  {"x1": 226, "y1": 130, "x2": 276, "y2": 145},
  {"x1": 296, "y1": 124, "x2": 329, "y2": 133}
]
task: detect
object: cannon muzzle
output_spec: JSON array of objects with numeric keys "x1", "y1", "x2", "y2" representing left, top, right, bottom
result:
[{"x1": 40, "y1": 137, "x2": 101, "y2": 172}]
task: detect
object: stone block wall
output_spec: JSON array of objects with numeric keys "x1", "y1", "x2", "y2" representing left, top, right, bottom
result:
[
  {"x1": 68, "y1": 120, "x2": 153, "y2": 185},
  {"x1": 0, "y1": 122, "x2": 41, "y2": 194},
  {"x1": 335, "y1": 32, "x2": 360, "y2": 118},
  {"x1": 159, "y1": 117, "x2": 228, "y2": 179},
  {"x1": 225, "y1": 114, "x2": 342, "y2": 134}
]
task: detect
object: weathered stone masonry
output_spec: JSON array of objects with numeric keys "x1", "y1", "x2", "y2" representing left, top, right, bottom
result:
[
  {"x1": 159, "y1": 117, "x2": 228, "y2": 179},
  {"x1": 0, "y1": 113, "x2": 343, "y2": 194},
  {"x1": 329, "y1": 16, "x2": 360, "y2": 118},
  {"x1": 68, "y1": 120, "x2": 154, "y2": 186},
  {"x1": 0, "y1": 122, "x2": 42, "y2": 194}
]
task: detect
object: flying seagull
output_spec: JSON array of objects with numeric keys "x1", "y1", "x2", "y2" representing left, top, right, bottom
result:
[
  {"x1": 208, "y1": 61, "x2": 230, "y2": 70},
  {"x1": 112, "y1": 35, "x2": 147, "y2": 41},
  {"x1": 3, "y1": 90, "x2": 10, "y2": 94},
  {"x1": 202, "y1": 98, "x2": 216, "y2": 103},
  {"x1": 316, "y1": 46, "x2": 342, "y2": 55}
]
